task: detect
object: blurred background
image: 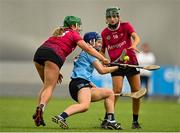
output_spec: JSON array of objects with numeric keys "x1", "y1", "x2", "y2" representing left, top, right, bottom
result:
[{"x1": 0, "y1": 0, "x2": 180, "y2": 99}]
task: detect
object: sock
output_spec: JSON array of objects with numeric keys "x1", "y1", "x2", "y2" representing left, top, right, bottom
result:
[
  {"x1": 106, "y1": 113, "x2": 115, "y2": 121},
  {"x1": 39, "y1": 104, "x2": 45, "y2": 112},
  {"x1": 59, "y1": 112, "x2": 69, "y2": 119},
  {"x1": 133, "y1": 114, "x2": 138, "y2": 122}
]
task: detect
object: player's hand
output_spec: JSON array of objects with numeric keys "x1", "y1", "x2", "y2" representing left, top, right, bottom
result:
[
  {"x1": 57, "y1": 73, "x2": 63, "y2": 84},
  {"x1": 127, "y1": 45, "x2": 140, "y2": 53},
  {"x1": 102, "y1": 58, "x2": 110, "y2": 65}
]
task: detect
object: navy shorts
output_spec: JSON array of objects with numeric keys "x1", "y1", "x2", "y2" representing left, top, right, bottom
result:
[
  {"x1": 33, "y1": 46, "x2": 64, "y2": 69},
  {"x1": 111, "y1": 67, "x2": 140, "y2": 77},
  {"x1": 69, "y1": 78, "x2": 93, "y2": 102}
]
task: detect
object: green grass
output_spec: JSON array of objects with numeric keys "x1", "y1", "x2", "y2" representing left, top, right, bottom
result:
[{"x1": 0, "y1": 97, "x2": 180, "y2": 132}]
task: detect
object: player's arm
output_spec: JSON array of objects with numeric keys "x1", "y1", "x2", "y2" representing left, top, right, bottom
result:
[
  {"x1": 128, "y1": 32, "x2": 141, "y2": 52},
  {"x1": 100, "y1": 46, "x2": 106, "y2": 57},
  {"x1": 131, "y1": 32, "x2": 140, "y2": 46},
  {"x1": 92, "y1": 60, "x2": 118, "y2": 74},
  {"x1": 100, "y1": 36, "x2": 106, "y2": 57},
  {"x1": 77, "y1": 40, "x2": 109, "y2": 65}
]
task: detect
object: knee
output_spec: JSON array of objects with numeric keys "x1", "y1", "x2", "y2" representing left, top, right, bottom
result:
[
  {"x1": 113, "y1": 87, "x2": 122, "y2": 94},
  {"x1": 81, "y1": 104, "x2": 90, "y2": 112},
  {"x1": 106, "y1": 90, "x2": 114, "y2": 100},
  {"x1": 106, "y1": 90, "x2": 114, "y2": 97},
  {"x1": 113, "y1": 84, "x2": 122, "y2": 93}
]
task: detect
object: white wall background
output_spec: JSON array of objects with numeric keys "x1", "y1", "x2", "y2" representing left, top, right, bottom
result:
[
  {"x1": 0, "y1": 0, "x2": 180, "y2": 65},
  {"x1": 0, "y1": 0, "x2": 180, "y2": 97}
]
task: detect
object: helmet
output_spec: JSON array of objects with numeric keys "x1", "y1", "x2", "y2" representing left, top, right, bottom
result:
[
  {"x1": 63, "y1": 16, "x2": 82, "y2": 27},
  {"x1": 83, "y1": 32, "x2": 101, "y2": 43},
  {"x1": 106, "y1": 7, "x2": 120, "y2": 18}
]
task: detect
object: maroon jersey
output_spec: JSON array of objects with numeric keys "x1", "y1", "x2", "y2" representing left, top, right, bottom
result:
[
  {"x1": 42, "y1": 29, "x2": 82, "y2": 62},
  {"x1": 101, "y1": 22, "x2": 138, "y2": 65}
]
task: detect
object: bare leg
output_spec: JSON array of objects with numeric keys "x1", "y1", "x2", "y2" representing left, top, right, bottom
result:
[
  {"x1": 34, "y1": 62, "x2": 44, "y2": 104},
  {"x1": 34, "y1": 62, "x2": 44, "y2": 82},
  {"x1": 112, "y1": 76, "x2": 124, "y2": 107},
  {"x1": 127, "y1": 74, "x2": 142, "y2": 129},
  {"x1": 91, "y1": 87, "x2": 122, "y2": 130},
  {"x1": 91, "y1": 87, "x2": 114, "y2": 113},
  {"x1": 33, "y1": 61, "x2": 60, "y2": 126},
  {"x1": 63, "y1": 87, "x2": 91, "y2": 116},
  {"x1": 39, "y1": 61, "x2": 59, "y2": 105},
  {"x1": 51, "y1": 87, "x2": 91, "y2": 129},
  {"x1": 127, "y1": 74, "x2": 141, "y2": 115}
]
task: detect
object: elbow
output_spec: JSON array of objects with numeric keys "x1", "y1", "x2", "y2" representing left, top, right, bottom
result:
[
  {"x1": 133, "y1": 33, "x2": 141, "y2": 44},
  {"x1": 98, "y1": 69, "x2": 107, "y2": 75},
  {"x1": 99, "y1": 71, "x2": 105, "y2": 75}
]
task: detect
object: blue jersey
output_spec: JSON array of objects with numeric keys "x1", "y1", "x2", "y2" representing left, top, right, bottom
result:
[{"x1": 71, "y1": 51, "x2": 97, "y2": 81}]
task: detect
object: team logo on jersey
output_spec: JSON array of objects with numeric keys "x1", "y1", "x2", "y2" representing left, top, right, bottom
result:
[{"x1": 106, "y1": 35, "x2": 111, "y2": 40}]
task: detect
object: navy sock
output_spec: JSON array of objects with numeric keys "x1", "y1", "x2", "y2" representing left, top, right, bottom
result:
[
  {"x1": 133, "y1": 114, "x2": 138, "y2": 122},
  {"x1": 60, "y1": 112, "x2": 69, "y2": 119}
]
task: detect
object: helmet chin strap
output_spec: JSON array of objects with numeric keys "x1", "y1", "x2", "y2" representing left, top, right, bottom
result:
[{"x1": 108, "y1": 22, "x2": 119, "y2": 30}]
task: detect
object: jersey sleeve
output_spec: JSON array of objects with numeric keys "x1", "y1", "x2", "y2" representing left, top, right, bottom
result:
[
  {"x1": 72, "y1": 31, "x2": 83, "y2": 43},
  {"x1": 126, "y1": 22, "x2": 135, "y2": 35}
]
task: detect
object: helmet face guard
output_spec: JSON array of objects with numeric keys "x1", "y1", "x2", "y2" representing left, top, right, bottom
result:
[
  {"x1": 106, "y1": 7, "x2": 120, "y2": 18},
  {"x1": 63, "y1": 16, "x2": 82, "y2": 27}
]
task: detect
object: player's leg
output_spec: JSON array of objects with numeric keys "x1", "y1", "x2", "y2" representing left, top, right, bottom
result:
[
  {"x1": 127, "y1": 73, "x2": 141, "y2": 129},
  {"x1": 91, "y1": 87, "x2": 114, "y2": 113},
  {"x1": 52, "y1": 87, "x2": 91, "y2": 129},
  {"x1": 91, "y1": 87, "x2": 122, "y2": 130},
  {"x1": 34, "y1": 62, "x2": 44, "y2": 82},
  {"x1": 144, "y1": 76, "x2": 149, "y2": 99},
  {"x1": 140, "y1": 75, "x2": 149, "y2": 99},
  {"x1": 112, "y1": 76, "x2": 124, "y2": 106},
  {"x1": 64, "y1": 87, "x2": 91, "y2": 115},
  {"x1": 39, "y1": 61, "x2": 59, "y2": 105},
  {"x1": 33, "y1": 61, "x2": 59, "y2": 126},
  {"x1": 34, "y1": 62, "x2": 45, "y2": 104}
]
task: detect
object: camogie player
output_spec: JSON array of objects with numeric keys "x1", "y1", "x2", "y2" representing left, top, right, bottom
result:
[
  {"x1": 100, "y1": 7, "x2": 142, "y2": 129},
  {"x1": 52, "y1": 32, "x2": 122, "y2": 130},
  {"x1": 32, "y1": 16, "x2": 109, "y2": 127}
]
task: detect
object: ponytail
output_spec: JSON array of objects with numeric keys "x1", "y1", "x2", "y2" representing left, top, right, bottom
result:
[{"x1": 52, "y1": 27, "x2": 65, "y2": 37}]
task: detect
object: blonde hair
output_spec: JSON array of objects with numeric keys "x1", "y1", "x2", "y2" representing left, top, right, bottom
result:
[{"x1": 52, "y1": 27, "x2": 65, "y2": 37}]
